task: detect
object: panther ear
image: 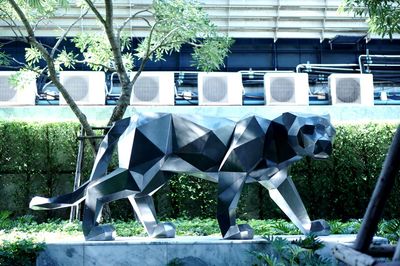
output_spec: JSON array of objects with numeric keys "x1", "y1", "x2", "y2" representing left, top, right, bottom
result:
[
  {"x1": 282, "y1": 112, "x2": 297, "y2": 127},
  {"x1": 321, "y1": 113, "x2": 331, "y2": 121}
]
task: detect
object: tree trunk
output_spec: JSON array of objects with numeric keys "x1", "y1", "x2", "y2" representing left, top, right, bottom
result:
[{"x1": 7, "y1": 0, "x2": 98, "y2": 152}]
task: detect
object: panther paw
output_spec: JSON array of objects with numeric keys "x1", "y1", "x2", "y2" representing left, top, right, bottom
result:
[
  {"x1": 310, "y1": 219, "x2": 330, "y2": 236},
  {"x1": 151, "y1": 222, "x2": 176, "y2": 238},
  {"x1": 224, "y1": 224, "x2": 254, "y2": 240},
  {"x1": 85, "y1": 225, "x2": 116, "y2": 241}
]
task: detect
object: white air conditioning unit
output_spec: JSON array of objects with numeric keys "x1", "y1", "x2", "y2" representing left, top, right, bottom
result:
[
  {"x1": 0, "y1": 71, "x2": 36, "y2": 106},
  {"x1": 198, "y1": 72, "x2": 243, "y2": 105},
  {"x1": 329, "y1": 74, "x2": 374, "y2": 105},
  {"x1": 264, "y1": 73, "x2": 309, "y2": 105},
  {"x1": 59, "y1": 71, "x2": 105, "y2": 105},
  {"x1": 130, "y1": 72, "x2": 174, "y2": 105}
]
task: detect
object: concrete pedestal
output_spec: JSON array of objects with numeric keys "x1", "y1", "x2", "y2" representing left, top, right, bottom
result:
[{"x1": 37, "y1": 235, "x2": 388, "y2": 266}]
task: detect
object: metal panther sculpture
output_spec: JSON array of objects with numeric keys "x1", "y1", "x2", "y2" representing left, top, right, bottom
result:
[{"x1": 30, "y1": 112, "x2": 335, "y2": 241}]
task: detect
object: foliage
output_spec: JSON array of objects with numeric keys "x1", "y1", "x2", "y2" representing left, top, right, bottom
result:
[
  {"x1": 329, "y1": 219, "x2": 362, "y2": 234},
  {"x1": 0, "y1": 0, "x2": 233, "y2": 137},
  {"x1": 291, "y1": 123, "x2": 397, "y2": 221},
  {"x1": 291, "y1": 234, "x2": 324, "y2": 252},
  {"x1": 0, "y1": 0, "x2": 66, "y2": 21},
  {"x1": 340, "y1": 0, "x2": 400, "y2": 38},
  {"x1": 72, "y1": 32, "x2": 132, "y2": 72},
  {"x1": 0, "y1": 0, "x2": 233, "y2": 73},
  {"x1": 0, "y1": 120, "x2": 399, "y2": 223},
  {"x1": 0, "y1": 120, "x2": 93, "y2": 219},
  {"x1": 0, "y1": 121, "x2": 399, "y2": 221},
  {"x1": 1, "y1": 216, "x2": 400, "y2": 244},
  {"x1": 0, "y1": 211, "x2": 12, "y2": 229},
  {"x1": 0, "y1": 45, "x2": 11, "y2": 66},
  {"x1": 166, "y1": 174, "x2": 217, "y2": 219},
  {"x1": 0, "y1": 238, "x2": 45, "y2": 266},
  {"x1": 251, "y1": 236, "x2": 330, "y2": 266},
  {"x1": 378, "y1": 219, "x2": 400, "y2": 243},
  {"x1": 135, "y1": 0, "x2": 234, "y2": 72},
  {"x1": 113, "y1": 220, "x2": 146, "y2": 237},
  {"x1": 173, "y1": 218, "x2": 220, "y2": 236}
]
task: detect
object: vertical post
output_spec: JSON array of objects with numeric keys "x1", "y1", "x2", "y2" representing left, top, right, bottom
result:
[
  {"x1": 354, "y1": 125, "x2": 400, "y2": 252},
  {"x1": 70, "y1": 126, "x2": 85, "y2": 222},
  {"x1": 392, "y1": 240, "x2": 400, "y2": 261}
]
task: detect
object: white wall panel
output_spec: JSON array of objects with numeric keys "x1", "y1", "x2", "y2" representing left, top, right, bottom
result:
[{"x1": 0, "y1": 0, "x2": 386, "y2": 40}]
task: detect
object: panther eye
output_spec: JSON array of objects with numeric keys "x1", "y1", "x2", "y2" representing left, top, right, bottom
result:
[
  {"x1": 315, "y1": 124, "x2": 325, "y2": 133},
  {"x1": 301, "y1": 125, "x2": 315, "y2": 135}
]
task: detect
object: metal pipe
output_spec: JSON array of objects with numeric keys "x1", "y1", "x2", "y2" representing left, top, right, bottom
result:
[
  {"x1": 302, "y1": 66, "x2": 360, "y2": 72},
  {"x1": 296, "y1": 63, "x2": 359, "y2": 73},
  {"x1": 359, "y1": 54, "x2": 400, "y2": 74},
  {"x1": 364, "y1": 64, "x2": 400, "y2": 67}
]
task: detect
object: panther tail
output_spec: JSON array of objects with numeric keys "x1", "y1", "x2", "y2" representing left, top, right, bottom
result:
[{"x1": 29, "y1": 181, "x2": 89, "y2": 210}]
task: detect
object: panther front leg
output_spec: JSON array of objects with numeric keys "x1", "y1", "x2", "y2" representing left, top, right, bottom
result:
[
  {"x1": 258, "y1": 169, "x2": 330, "y2": 235},
  {"x1": 128, "y1": 195, "x2": 175, "y2": 238},
  {"x1": 217, "y1": 172, "x2": 254, "y2": 239}
]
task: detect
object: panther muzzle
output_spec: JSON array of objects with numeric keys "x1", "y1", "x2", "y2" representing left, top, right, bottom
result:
[{"x1": 313, "y1": 138, "x2": 332, "y2": 159}]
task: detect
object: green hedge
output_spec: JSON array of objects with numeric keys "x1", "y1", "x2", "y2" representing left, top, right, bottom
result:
[{"x1": 0, "y1": 121, "x2": 398, "y2": 221}]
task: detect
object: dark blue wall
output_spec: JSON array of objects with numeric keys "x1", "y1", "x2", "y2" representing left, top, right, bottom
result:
[{"x1": 2, "y1": 37, "x2": 400, "y2": 72}]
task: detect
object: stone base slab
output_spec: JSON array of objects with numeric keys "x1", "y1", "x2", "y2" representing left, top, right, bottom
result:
[{"x1": 37, "y1": 235, "x2": 388, "y2": 266}]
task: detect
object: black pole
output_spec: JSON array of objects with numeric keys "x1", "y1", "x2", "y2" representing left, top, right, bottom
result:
[{"x1": 354, "y1": 125, "x2": 400, "y2": 252}]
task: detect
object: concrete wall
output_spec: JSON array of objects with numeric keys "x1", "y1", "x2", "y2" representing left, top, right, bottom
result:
[
  {"x1": 1, "y1": 105, "x2": 400, "y2": 124},
  {"x1": 0, "y1": 0, "x2": 383, "y2": 40}
]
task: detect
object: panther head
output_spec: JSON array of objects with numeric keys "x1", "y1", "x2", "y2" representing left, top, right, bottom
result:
[{"x1": 283, "y1": 112, "x2": 336, "y2": 159}]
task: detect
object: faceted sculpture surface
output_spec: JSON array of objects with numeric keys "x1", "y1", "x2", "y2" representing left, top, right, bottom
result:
[{"x1": 30, "y1": 112, "x2": 335, "y2": 240}]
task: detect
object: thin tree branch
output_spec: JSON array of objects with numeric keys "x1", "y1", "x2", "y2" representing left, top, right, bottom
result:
[
  {"x1": 51, "y1": 8, "x2": 89, "y2": 58},
  {"x1": 33, "y1": 16, "x2": 46, "y2": 32},
  {"x1": 12, "y1": 57, "x2": 27, "y2": 65},
  {"x1": 0, "y1": 65, "x2": 22, "y2": 70},
  {"x1": 84, "y1": 0, "x2": 106, "y2": 26},
  {"x1": 148, "y1": 27, "x2": 181, "y2": 56},
  {"x1": 128, "y1": 26, "x2": 180, "y2": 95},
  {"x1": 127, "y1": 21, "x2": 159, "y2": 88},
  {"x1": 0, "y1": 7, "x2": 26, "y2": 40},
  {"x1": 117, "y1": 9, "x2": 151, "y2": 36},
  {"x1": 136, "y1": 16, "x2": 152, "y2": 28},
  {"x1": 75, "y1": 59, "x2": 115, "y2": 72},
  {"x1": 0, "y1": 38, "x2": 21, "y2": 45}
]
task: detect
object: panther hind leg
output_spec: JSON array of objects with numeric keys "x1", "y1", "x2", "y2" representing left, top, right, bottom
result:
[{"x1": 82, "y1": 168, "x2": 140, "y2": 241}]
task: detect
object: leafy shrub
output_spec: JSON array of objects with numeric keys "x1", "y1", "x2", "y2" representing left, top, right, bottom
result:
[
  {"x1": 251, "y1": 236, "x2": 330, "y2": 266},
  {"x1": 0, "y1": 211, "x2": 12, "y2": 229},
  {"x1": 0, "y1": 121, "x2": 398, "y2": 221},
  {"x1": 114, "y1": 220, "x2": 146, "y2": 237},
  {"x1": 292, "y1": 234, "x2": 324, "y2": 252},
  {"x1": 0, "y1": 238, "x2": 45, "y2": 266},
  {"x1": 378, "y1": 219, "x2": 400, "y2": 243}
]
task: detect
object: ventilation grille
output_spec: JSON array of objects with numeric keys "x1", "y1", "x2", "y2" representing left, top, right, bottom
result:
[
  {"x1": 133, "y1": 76, "x2": 160, "y2": 102},
  {"x1": 269, "y1": 77, "x2": 295, "y2": 103},
  {"x1": 0, "y1": 76, "x2": 17, "y2": 102},
  {"x1": 63, "y1": 76, "x2": 90, "y2": 101},
  {"x1": 202, "y1": 76, "x2": 228, "y2": 102},
  {"x1": 335, "y1": 78, "x2": 361, "y2": 103}
]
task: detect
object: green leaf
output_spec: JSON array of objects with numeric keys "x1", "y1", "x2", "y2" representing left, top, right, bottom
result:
[
  {"x1": 135, "y1": 0, "x2": 233, "y2": 71},
  {"x1": 341, "y1": 0, "x2": 400, "y2": 38},
  {"x1": 25, "y1": 47, "x2": 42, "y2": 64}
]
